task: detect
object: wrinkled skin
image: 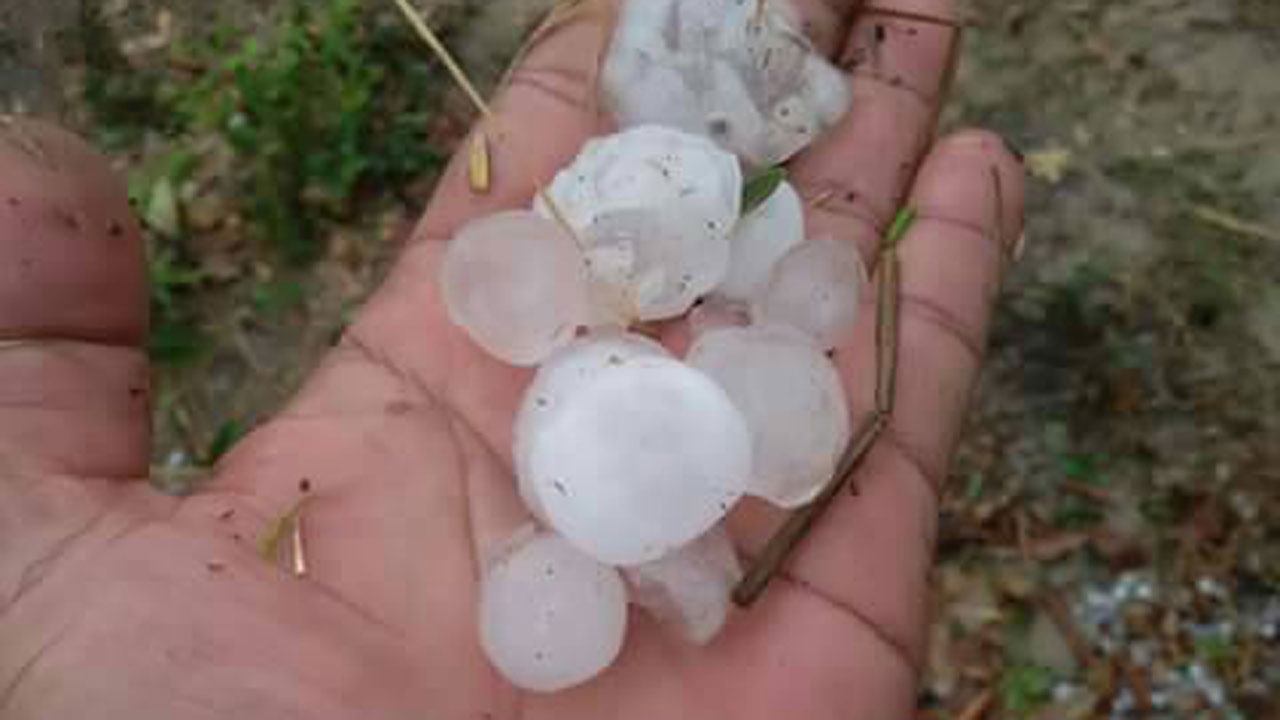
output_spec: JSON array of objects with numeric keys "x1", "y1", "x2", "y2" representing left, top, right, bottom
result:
[{"x1": 0, "y1": 1, "x2": 1024, "y2": 718}]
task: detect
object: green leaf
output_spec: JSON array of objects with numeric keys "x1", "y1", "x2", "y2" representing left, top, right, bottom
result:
[
  {"x1": 741, "y1": 166, "x2": 787, "y2": 216},
  {"x1": 886, "y1": 207, "x2": 918, "y2": 245},
  {"x1": 203, "y1": 420, "x2": 248, "y2": 466}
]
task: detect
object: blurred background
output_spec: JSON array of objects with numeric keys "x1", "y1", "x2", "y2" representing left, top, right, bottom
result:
[{"x1": 2, "y1": 0, "x2": 1277, "y2": 717}]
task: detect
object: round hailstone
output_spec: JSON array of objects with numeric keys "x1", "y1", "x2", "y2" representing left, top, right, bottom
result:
[
  {"x1": 536, "y1": 126, "x2": 742, "y2": 323},
  {"x1": 479, "y1": 530, "x2": 628, "y2": 692},
  {"x1": 688, "y1": 324, "x2": 849, "y2": 508},
  {"x1": 514, "y1": 332, "x2": 671, "y2": 521},
  {"x1": 526, "y1": 356, "x2": 752, "y2": 566},
  {"x1": 601, "y1": 0, "x2": 851, "y2": 167},
  {"x1": 625, "y1": 524, "x2": 742, "y2": 645},
  {"x1": 752, "y1": 237, "x2": 868, "y2": 351},
  {"x1": 440, "y1": 210, "x2": 588, "y2": 366},
  {"x1": 715, "y1": 180, "x2": 805, "y2": 304}
]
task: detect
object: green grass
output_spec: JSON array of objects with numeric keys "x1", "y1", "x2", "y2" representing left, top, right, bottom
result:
[
  {"x1": 1000, "y1": 664, "x2": 1056, "y2": 715},
  {"x1": 175, "y1": 0, "x2": 448, "y2": 263},
  {"x1": 80, "y1": 0, "x2": 457, "y2": 364}
]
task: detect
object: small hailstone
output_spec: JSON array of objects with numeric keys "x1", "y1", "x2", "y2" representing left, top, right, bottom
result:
[
  {"x1": 715, "y1": 180, "x2": 805, "y2": 304},
  {"x1": 688, "y1": 324, "x2": 849, "y2": 508},
  {"x1": 752, "y1": 237, "x2": 867, "y2": 351},
  {"x1": 440, "y1": 210, "x2": 588, "y2": 366},
  {"x1": 479, "y1": 530, "x2": 628, "y2": 692},
  {"x1": 514, "y1": 332, "x2": 671, "y2": 522},
  {"x1": 625, "y1": 524, "x2": 742, "y2": 645},
  {"x1": 536, "y1": 125, "x2": 742, "y2": 323},
  {"x1": 526, "y1": 355, "x2": 751, "y2": 566},
  {"x1": 602, "y1": 0, "x2": 851, "y2": 167}
]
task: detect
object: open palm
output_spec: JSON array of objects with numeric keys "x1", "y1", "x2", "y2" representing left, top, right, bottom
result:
[{"x1": 0, "y1": 1, "x2": 1023, "y2": 718}]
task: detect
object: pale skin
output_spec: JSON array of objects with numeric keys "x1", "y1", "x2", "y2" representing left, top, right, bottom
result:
[{"x1": 0, "y1": 1, "x2": 1024, "y2": 718}]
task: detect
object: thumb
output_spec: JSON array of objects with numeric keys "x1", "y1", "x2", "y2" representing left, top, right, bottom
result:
[{"x1": 0, "y1": 117, "x2": 151, "y2": 598}]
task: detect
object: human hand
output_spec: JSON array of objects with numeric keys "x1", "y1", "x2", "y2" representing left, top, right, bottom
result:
[{"x1": 0, "y1": 1, "x2": 1023, "y2": 717}]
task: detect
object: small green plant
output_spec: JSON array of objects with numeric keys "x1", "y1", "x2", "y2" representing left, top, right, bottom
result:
[
  {"x1": 202, "y1": 419, "x2": 249, "y2": 466},
  {"x1": 123, "y1": 149, "x2": 209, "y2": 365},
  {"x1": 1195, "y1": 635, "x2": 1234, "y2": 670},
  {"x1": 176, "y1": 0, "x2": 447, "y2": 263},
  {"x1": 1051, "y1": 451, "x2": 1108, "y2": 527},
  {"x1": 1000, "y1": 664, "x2": 1055, "y2": 715},
  {"x1": 147, "y1": 243, "x2": 207, "y2": 365}
]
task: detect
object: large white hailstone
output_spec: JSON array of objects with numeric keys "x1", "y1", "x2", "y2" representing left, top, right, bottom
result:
[
  {"x1": 440, "y1": 210, "x2": 588, "y2": 366},
  {"x1": 526, "y1": 355, "x2": 752, "y2": 566},
  {"x1": 479, "y1": 530, "x2": 629, "y2": 692},
  {"x1": 601, "y1": 0, "x2": 852, "y2": 167},
  {"x1": 625, "y1": 524, "x2": 743, "y2": 645},
  {"x1": 687, "y1": 324, "x2": 849, "y2": 508},
  {"x1": 752, "y1": 237, "x2": 868, "y2": 351},
  {"x1": 535, "y1": 125, "x2": 742, "y2": 323},
  {"x1": 715, "y1": 180, "x2": 805, "y2": 304},
  {"x1": 513, "y1": 332, "x2": 671, "y2": 522}
]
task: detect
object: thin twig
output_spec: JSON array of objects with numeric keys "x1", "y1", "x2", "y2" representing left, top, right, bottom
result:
[
  {"x1": 733, "y1": 209, "x2": 917, "y2": 607},
  {"x1": 390, "y1": 0, "x2": 492, "y2": 119},
  {"x1": 291, "y1": 514, "x2": 309, "y2": 577},
  {"x1": 1062, "y1": 479, "x2": 1115, "y2": 504},
  {"x1": 956, "y1": 689, "x2": 995, "y2": 720},
  {"x1": 389, "y1": 0, "x2": 579, "y2": 240},
  {"x1": 1041, "y1": 592, "x2": 1094, "y2": 670},
  {"x1": 732, "y1": 412, "x2": 887, "y2": 606},
  {"x1": 1190, "y1": 204, "x2": 1280, "y2": 243},
  {"x1": 990, "y1": 165, "x2": 1010, "y2": 263}
]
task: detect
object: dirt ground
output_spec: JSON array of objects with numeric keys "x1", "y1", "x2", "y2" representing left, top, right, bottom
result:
[{"x1": 3, "y1": 0, "x2": 1278, "y2": 717}]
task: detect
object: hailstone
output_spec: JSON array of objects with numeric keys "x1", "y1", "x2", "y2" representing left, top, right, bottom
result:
[
  {"x1": 688, "y1": 324, "x2": 849, "y2": 508},
  {"x1": 602, "y1": 0, "x2": 852, "y2": 167},
  {"x1": 479, "y1": 530, "x2": 629, "y2": 692},
  {"x1": 625, "y1": 524, "x2": 743, "y2": 645},
  {"x1": 535, "y1": 125, "x2": 742, "y2": 323},
  {"x1": 440, "y1": 210, "x2": 588, "y2": 366},
  {"x1": 752, "y1": 237, "x2": 868, "y2": 351},
  {"x1": 514, "y1": 332, "x2": 671, "y2": 522},
  {"x1": 525, "y1": 355, "x2": 752, "y2": 566},
  {"x1": 715, "y1": 179, "x2": 805, "y2": 304}
]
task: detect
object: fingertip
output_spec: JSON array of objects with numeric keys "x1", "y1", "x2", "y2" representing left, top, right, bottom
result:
[
  {"x1": 0, "y1": 116, "x2": 146, "y2": 344},
  {"x1": 915, "y1": 127, "x2": 1026, "y2": 248}
]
